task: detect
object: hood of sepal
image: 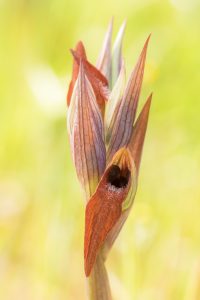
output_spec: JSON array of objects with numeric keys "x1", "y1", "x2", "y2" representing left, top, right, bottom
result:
[
  {"x1": 68, "y1": 62, "x2": 106, "y2": 200},
  {"x1": 71, "y1": 48, "x2": 109, "y2": 117}
]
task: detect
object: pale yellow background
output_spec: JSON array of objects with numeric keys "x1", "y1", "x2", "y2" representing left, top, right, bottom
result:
[{"x1": 0, "y1": 0, "x2": 200, "y2": 299}]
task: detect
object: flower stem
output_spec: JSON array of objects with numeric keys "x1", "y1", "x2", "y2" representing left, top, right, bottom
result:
[{"x1": 87, "y1": 254, "x2": 112, "y2": 300}]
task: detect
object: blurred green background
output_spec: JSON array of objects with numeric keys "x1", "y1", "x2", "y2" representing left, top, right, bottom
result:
[{"x1": 0, "y1": 0, "x2": 200, "y2": 299}]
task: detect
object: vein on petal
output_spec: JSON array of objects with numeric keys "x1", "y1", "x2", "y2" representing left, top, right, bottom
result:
[
  {"x1": 71, "y1": 62, "x2": 106, "y2": 199},
  {"x1": 107, "y1": 35, "x2": 151, "y2": 163}
]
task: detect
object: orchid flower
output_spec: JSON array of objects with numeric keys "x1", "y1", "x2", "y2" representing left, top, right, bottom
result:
[{"x1": 67, "y1": 20, "x2": 152, "y2": 300}]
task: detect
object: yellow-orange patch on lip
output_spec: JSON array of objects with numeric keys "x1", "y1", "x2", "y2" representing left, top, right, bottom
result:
[{"x1": 110, "y1": 147, "x2": 132, "y2": 171}]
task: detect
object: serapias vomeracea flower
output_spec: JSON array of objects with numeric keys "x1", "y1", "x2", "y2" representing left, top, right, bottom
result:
[{"x1": 67, "y1": 20, "x2": 152, "y2": 277}]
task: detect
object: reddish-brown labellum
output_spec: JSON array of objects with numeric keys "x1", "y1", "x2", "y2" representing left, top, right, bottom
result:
[{"x1": 84, "y1": 149, "x2": 132, "y2": 276}]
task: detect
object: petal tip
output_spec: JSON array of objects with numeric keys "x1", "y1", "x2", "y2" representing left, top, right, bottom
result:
[
  {"x1": 84, "y1": 260, "x2": 91, "y2": 277},
  {"x1": 117, "y1": 19, "x2": 127, "y2": 37},
  {"x1": 141, "y1": 34, "x2": 151, "y2": 56},
  {"x1": 146, "y1": 92, "x2": 153, "y2": 108},
  {"x1": 70, "y1": 48, "x2": 76, "y2": 58},
  {"x1": 128, "y1": 93, "x2": 152, "y2": 171}
]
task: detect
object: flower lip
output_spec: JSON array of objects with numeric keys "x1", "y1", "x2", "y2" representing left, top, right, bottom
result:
[{"x1": 84, "y1": 148, "x2": 134, "y2": 276}]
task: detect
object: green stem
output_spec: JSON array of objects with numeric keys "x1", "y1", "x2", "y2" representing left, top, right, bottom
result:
[{"x1": 86, "y1": 254, "x2": 112, "y2": 300}]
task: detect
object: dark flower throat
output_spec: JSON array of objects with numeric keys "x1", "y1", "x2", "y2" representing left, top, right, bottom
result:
[{"x1": 107, "y1": 165, "x2": 130, "y2": 188}]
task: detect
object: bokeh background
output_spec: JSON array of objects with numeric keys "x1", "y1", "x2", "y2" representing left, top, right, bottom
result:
[{"x1": 0, "y1": 0, "x2": 200, "y2": 299}]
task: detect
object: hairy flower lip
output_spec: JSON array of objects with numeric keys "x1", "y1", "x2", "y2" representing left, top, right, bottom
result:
[{"x1": 84, "y1": 148, "x2": 135, "y2": 276}]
